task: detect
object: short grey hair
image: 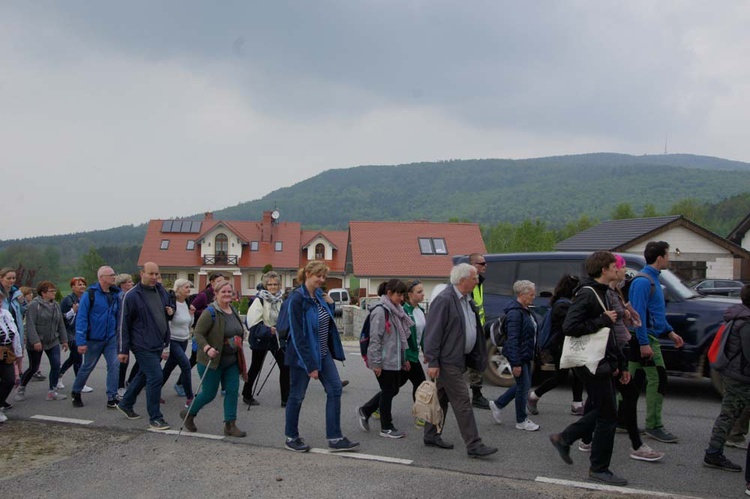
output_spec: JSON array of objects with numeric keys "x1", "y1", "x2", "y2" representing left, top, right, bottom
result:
[
  {"x1": 262, "y1": 271, "x2": 281, "y2": 286},
  {"x1": 115, "y1": 273, "x2": 133, "y2": 287},
  {"x1": 450, "y1": 263, "x2": 475, "y2": 285},
  {"x1": 513, "y1": 280, "x2": 536, "y2": 296}
]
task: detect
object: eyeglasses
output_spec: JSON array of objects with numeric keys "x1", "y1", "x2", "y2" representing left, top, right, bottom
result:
[
  {"x1": 408, "y1": 280, "x2": 421, "y2": 292},
  {"x1": 104, "y1": 274, "x2": 116, "y2": 277},
  {"x1": 474, "y1": 262, "x2": 487, "y2": 267}
]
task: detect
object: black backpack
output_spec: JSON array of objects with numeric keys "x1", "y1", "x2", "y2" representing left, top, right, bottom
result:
[{"x1": 359, "y1": 304, "x2": 390, "y2": 367}]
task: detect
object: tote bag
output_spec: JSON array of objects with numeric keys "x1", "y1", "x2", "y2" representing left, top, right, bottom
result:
[{"x1": 559, "y1": 286, "x2": 610, "y2": 375}]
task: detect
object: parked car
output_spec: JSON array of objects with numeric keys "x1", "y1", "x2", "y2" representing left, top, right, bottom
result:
[
  {"x1": 327, "y1": 288, "x2": 350, "y2": 317},
  {"x1": 691, "y1": 279, "x2": 744, "y2": 297},
  {"x1": 453, "y1": 252, "x2": 738, "y2": 393}
]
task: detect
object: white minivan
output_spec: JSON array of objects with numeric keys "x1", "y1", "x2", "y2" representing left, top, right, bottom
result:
[{"x1": 327, "y1": 288, "x2": 350, "y2": 316}]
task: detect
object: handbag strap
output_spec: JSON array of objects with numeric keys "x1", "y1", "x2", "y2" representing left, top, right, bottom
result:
[{"x1": 582, "y1": 286, "x2": 608, "y2": 312}]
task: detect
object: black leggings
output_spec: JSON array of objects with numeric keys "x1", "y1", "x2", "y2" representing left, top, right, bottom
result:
[
  {"x1": 241, "y1": 347, "x2": 289, "y2": 402},
  {"x1": 400, "y1": 364, "x2": 426, "y2": 401},
  {"x1": 0, "y1": 362, "x2": 14, "y2": 406},
  {"x1": 361, "y1": 370, "x2": 402, "y2": 430},
  {"x1": 60, "y1": 339, "x2": 82, "y2": 377},
  {"x1": 534, "y1": 364, "x2": 584, "y2": 402}
]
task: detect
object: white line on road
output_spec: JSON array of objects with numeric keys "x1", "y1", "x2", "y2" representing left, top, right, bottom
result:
[
  {"x1": 149, "y1": 429, "x2": 226, "y2": 440},
  {"x1": 310, "y1": 448, "x2": 413, "y2": 465},
  {"x1": 534, "y1": 476, "x2": 703, "y2": 498},
  {"x1": 31, "y1": 415, "x2": 94, "y2": 425}
]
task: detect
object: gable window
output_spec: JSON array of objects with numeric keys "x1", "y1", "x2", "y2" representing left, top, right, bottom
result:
[
  {"x1": 250, "y1": 241, "x2": 259, "y2": 251},
  {"x1": 275, "y1": 241, "x2": 283, "y2": 252},
  {"x1": 160, "y1": 240, "x2": 170, "y2": 250},
  {"x1": 315, "y1": 243, "x2": 325, "y2": 260},
  {"x1": 186, "y1": 240, "x2": 195, "y2": 251},
  {"x1": 418, "y1": 237, "x2": 448, "y2": 255}
]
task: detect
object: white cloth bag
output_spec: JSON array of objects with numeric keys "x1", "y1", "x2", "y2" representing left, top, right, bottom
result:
[{"x1": 559, "y1": 286, "x2": 610, "y2": 375}]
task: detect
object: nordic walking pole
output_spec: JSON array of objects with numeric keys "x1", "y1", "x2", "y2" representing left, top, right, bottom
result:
[
  {"x1": 255, "y1": 356, "x2": 278, "y2": 396},
  {"x1": 175, "y1": 357, "x2": 213, "y2": 442}
]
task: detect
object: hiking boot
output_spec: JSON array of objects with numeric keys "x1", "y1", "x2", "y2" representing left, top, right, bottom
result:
[
  {"x1": 106, "y1": 399, "x2": 118, "y2": 409},
  {"x1": 32, "y1": 372, "x2": 46, "y2": 382},
  {"x1": 550, "y1": 433, "x2": 573, "y2": 464},
  {"x1": 467, "y1": 444, "x2": 498, "y2": 458},
  {"x1": 489, "y1": 400, "x2": 502, "y2": 424},
  {"x1": 645, "y1": 427, "x2": 678, "y2": 443},
  {"x1": 379, "y1": 428, "x2": 406, "y2": 439},
  {"x1": 356, "y1": 406, "x2": 369, "y2": 432},
  {"x1": 589, "y1": 469, "x2": 628, "y2": 486},
  {"x1": 704, "y1": 452, "x2": 742, "y2": 472},
  {"x1": 149, "y1": 419, "x2": 170, "y2": 431},
  {"x1": 526, "y1": 392, "x2": 539, "y2": 415},
  {"x1": 328, "y1": 437, "x2": 359, "y2": 452},
  {"x1": 285, "y1": 437, "x2": 311, "y2": 453},
  {"x1": 46, "y1": 390, "x2": 67, "y2": 401},
  {"x1": 72, "y1": 392, "x2": 83, "y2": 408},
  {"x1": 727, "y1": 437, "x2": 749, "y2": 450},
  {"x1": 224, "y1": 420, "x2": 247, "y2": 438},
  {"x1": 117, "y1": 405, "x2": 141, "y2": 420},
  {"x1": 174, "y1": 383, "x2": 186, "y2": 397},
  {"x1": 630, "y1": 444, "x2": 664, "y2": 462},
  {"x1": 472, "y1": 390, "x2": 490, "y2": 410},
  {"x1": 515, "y1": 419, "x2": 540, "y2": 431},
  {"x1": 13, "y1": 386, "x2": 26, "y2": 402},
  {"x1": 180, "y1": 409, "x2": 197, "y2": 432},
  {"x1": 579, "y1": 441, "x2": 592, "y2": 452}
]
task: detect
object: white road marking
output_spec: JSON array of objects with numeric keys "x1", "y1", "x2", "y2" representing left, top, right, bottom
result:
[
  {"x1": 149, "y1": 429, "x2": 225, "y2": 440},
  {"x1": 535, "y1": 476, "x2": 703, "y2": 498},
  {"x1": 31, "y1": 415, "x2": 94, "y2": 425},
  {"x1": 310, "y1": 448, "x2": 413, "y2": 465}
]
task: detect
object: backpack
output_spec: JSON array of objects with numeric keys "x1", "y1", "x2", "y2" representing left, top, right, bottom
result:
[
  {"x1": 359, "y1": 304, "x2": 390, "y2": 367},
  {"x1": 411, "y1": 380, "x2": 443, "y2": 433},
  {"x1": 489, "y1": 313, "x2": 507, "y2": 347},
  {"x1": 708, "y1": 321, "x2": 737, "y2": 371},
  {"x1": 536, "y1": 298, "x2": 570, "y2": 352}
]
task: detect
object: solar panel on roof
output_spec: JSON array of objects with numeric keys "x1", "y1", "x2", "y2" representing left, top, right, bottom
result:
[
  {"x1": 161, "y1": 220, "x2": 173, "y2": 232},
  {"x1": 191, "y1": 221, "x2": 202, "y2": 233}
]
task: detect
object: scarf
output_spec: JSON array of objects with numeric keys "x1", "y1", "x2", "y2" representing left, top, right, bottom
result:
[
  {"x1": 379, "y1": 294, "x2": 414, "y2": 344},
  {"x1": 253, "y1": 289, "x2": 283, "y2": 326}
]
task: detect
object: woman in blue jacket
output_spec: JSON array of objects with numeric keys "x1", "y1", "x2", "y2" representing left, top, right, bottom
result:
[
  {"x1": 284, "y1": 261, "x2": 358, "y2": 453},
  {"x1": 489, "y1": 280, "x2": 540, "y2": 431}
]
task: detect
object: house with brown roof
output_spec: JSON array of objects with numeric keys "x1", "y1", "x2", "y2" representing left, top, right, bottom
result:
[
  {"x1": 138, "y1": 211, "x2": 347, "y2": 296},
  {"x1": 556, "y1": 215, "x2": 750, "y2": 280},
  {"x1": 346, "y1": 220, "x2": 487, "y2": 298}
]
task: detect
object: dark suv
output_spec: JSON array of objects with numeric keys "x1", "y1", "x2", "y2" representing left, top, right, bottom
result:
[{"x1": 455, "y1": 252, "x2": 737, "y2": 393}]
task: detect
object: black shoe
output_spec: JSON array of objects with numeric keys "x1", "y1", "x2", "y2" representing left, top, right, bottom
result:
[
  {"x1": 243, "y1": 396, "x2": 259, "y2": 406},
  {"x1": 328, "y1": 437, "x2": 359, "y2": 452},
  {"x1": 106, "y1": 399, "x2": 118, "y2": 409},
  {"x1": 116, "y1": 404, "x2": 141, "y2": 420},
  {"x1": 704, "y1": 453, "x2": 742, "y2": 472},
  {"x1": 72, "y1": 392, "x2": 83, "y2": 408},
  {"x1": 467, "y1": 444, "x2": 498, "y2": 458},
  {"x1": 645, "y1": 427, "x2": 678, "y2": 443},
  {"x1": 589, "y1": 470, "x2": 628, "y2": 486},
  {"x1": 472, "y1": 395, "x2": 490, "y2": 410},
  {"x1": 424, "y1": 437, "x2": 454, "y2": 449},
  {"x1": 285, "y1": 437, "x2": 311, "y2": 453},
  {"x1": 550, "y1": 433, "x2": 573, "y2": 464},
  {"x1": 341, "y1": 379, "x2": 350, "y2": 388},
  {"x1": 0, "y1": 402, "x2": 12, "y2": 410}
]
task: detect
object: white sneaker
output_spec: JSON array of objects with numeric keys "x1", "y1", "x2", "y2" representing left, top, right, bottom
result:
[
  {"x1": 14, "y1": 387, "x2": 26, "y2": 402},
  {"x1": 515, "y1": 419, "x2": 540, "y2": 431},
  {"x1": 578, "y1": 441, "x2": 592, "y2": 452},
  {"x1": 489, "y1": 400, "x2": 502, "y2": 424},
  {"x1": 0, "y1": 411, "x2": 7, "y2": 423},
  {"x1": 117, "y1": 388, "x2": 126, "y2": 400},
  {"x1": 81, "y1": 385, "x2": 93, "y2": 393},
  {"x1": 630, "y1": 444, "x2": 664, "y2": 462},
  {"x1": 56, "y1": 380, "x2": 65, "y2": 390}
]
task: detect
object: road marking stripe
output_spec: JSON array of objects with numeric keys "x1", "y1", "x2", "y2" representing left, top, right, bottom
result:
[
  {"x1": 31, "y1": 415, "x2": 94, "y2": 425},
  {"x1": 148, "y1": 429, "x2": 225, "y2": 440},
  {"x1": 535, "y1": 476, "x2": 702, "y2": 498},
  {"x1": 310, "y1": 448, "x2": 413, "y2": 465}
]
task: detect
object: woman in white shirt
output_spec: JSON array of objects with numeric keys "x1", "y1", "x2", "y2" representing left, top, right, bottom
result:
[{"x1": 161, "y1": 279, "x2": 195, "y2": 405}]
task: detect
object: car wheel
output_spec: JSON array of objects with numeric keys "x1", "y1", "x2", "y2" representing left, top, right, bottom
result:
[{"x1": 482, "y1": 338, "x2": 519, "y2": 387}]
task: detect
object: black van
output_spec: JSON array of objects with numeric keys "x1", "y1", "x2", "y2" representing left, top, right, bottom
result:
[{"x1": 455, "y1": 252, "x2": 737, "y2": 393}]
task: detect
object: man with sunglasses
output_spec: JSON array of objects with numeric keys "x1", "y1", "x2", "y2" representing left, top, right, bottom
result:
[{"x1": 468, "y1": 253, "x2": 490, "y2": 409}]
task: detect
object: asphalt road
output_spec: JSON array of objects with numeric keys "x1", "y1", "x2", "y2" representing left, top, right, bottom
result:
[{"x1": 1, "y1": 342, "x2": 742, "y2": 498}]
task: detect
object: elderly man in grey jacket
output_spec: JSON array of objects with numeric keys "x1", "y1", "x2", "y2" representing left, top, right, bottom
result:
[{"x1": 423, "y1": 263, "x2": 497, "y2": 458}]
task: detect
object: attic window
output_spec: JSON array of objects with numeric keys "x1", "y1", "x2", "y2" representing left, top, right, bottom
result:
[
  {"x1": 160, "y1": 240, "x2": 170, "y2": 250},
  {"x1": 250, "y1": 241, "x2": 259, "y2": 251},
  {"x1": 186, "y1": 240, "x2": 195, "y2": 251},
  {"x1": 418, "y1": 237, "x2": 448, "y2": 255},
  {"x1": 275, "y1": 241, "x2": 283, "y2": 252}
]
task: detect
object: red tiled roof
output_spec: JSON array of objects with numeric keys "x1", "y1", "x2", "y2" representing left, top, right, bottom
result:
[
  {"x1": 138, "y1": 220, "x2": 204, "y2": 268},
  {"x1": 301, "y1": 230, "x2": 348, "y2": 273},
  {"x1": 348, "y1": 221, "x2": 486, "y2": 277}
]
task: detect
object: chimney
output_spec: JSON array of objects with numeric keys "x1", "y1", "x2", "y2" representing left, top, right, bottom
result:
[
  {"x1": 204, "y1": 212, "x2": 214, "y2": 221},
  {"x1": 261, "y1": 211, "x2": 273, "y2": 243}
]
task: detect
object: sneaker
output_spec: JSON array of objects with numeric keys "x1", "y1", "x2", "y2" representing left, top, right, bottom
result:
[
  {"x1": 32, "y1": 372, "x2": 46, "y2": 382},
  {"x1": 630, "y1": 444, "x2": 664, "y2": 462},
  {"x1": 174, "y1": 383, "x2": 186, "y2": 397},
  {"x1": 81, "y1": 385, "x2": 94, "y2": 393},
  {"x1": 116, "y1": 405, "x2": 141, "y2": 420},
  {"x1": 515, "y1": 419, "x2": 539, "y2": 431},
  {"x1": 184, "y1": 398, "x2": 193, "y2": 409},
  {"x1": 72, "y1": 392, "x2": 83, "y2": 408},
  {"x1": 645, "y1": 427, "x2": 678, "y2": 443},
  {"x1": 703, "y1": 452, "x2": 742, "y2": 472},
  {"x1": 489, "y1": 400, "x2": 502, "y2": 424},
  {"x1": 746, "y1": 482, "x2": 750, "y2": 496},
  {"x1": 243, "y1": 396, "x2": 259, "y2": 406},
  {"x1": 285, "y1": 437, "x2": 311, "y2": 453},
  {"x1": 372, "y1": 409, "x2": 380, "y2": 419},
  {"x1": 328, "y1": 437, "x2": 360, "y2": 452},
  {"x1": 527, "y1": 392, "x2": 539, "y2": 415},
  {"x1": 589, "y1": 469, "x2": 628, "y2": 486},
  {"x1": 149, "y1": 419, "x2": 170, "y2": 431},
  {"x1": 56, "y1": 380, "x2": 65, "y2": 390},
  {"x1": 46, "y1": 390, "x2": 67, "y2": 401},
  {"x1": 571, "y1": 403, "x2": 584, "y2": 416},
  {"x1": 617, "y1": 424, "x2": 646, "y2": 434},
  {"x1": 117, "y1": 388, "x2": 126, "y2": 400},
  {"x1": 549, "y1": 433, "x2": 573, "y2": 464},
  {"x1": 579, "y1": 441, "x2": 592, "y2": 452},
  {"x1": 414, "y1": 418, "x2": 426, "y2": 428},
  {"x1": 106, "y1": 399, "x2": 118, "y2": 409},
  {"x1": 356, "y1": 406, "x2": 369, "y2": 432},
  {"x1": 14, "y1": 387, "x2": 26, "y2": 402},
  {"x1": 380, "y1": 428, "x2": 406, "y2": 439},
  {"x1": 1, "y1": 402, "x2": 12, "y2": 410},
  {"x1": 727, "y1": 437, "x2": 749, "y2": 450},
  {"x1": 0, "y1": 411, "x2": 7, "y2": 423}
]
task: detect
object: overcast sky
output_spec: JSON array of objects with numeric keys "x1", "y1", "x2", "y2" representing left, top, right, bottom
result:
[{"x1": 2, "y1": 1, "x2": 749, "y2": 239}]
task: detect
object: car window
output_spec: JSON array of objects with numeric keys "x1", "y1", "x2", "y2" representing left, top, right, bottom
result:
[
  {"x1": 517, "y1": 260, "x2": 585, "y2": 296},
  {"x1": 483, "y1": 261, "x2": 516, "y2": 296},
  {"x1": 329, "y1": 291, "x2": 340, "y2": 301}
]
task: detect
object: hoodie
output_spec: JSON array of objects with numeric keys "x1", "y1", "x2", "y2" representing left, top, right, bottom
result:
[{"x1": 720, "y1": 304, "x2": 750, "y2": 384}]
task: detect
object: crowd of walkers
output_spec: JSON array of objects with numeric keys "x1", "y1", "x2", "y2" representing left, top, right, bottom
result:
[{"x1": 2, "y1": 244, "x2": 750, "y2": 494}]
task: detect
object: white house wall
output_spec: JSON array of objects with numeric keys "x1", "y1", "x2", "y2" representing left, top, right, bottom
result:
[
  {"x1": 706, "y1": 257, "x2": 737, "y2": 279},
  {"x1": 305, "y1": 237, "x2": 335, "y2": 260},
  {"x1": 199, "y1": 226, "x2": 243, "y2": 260}
]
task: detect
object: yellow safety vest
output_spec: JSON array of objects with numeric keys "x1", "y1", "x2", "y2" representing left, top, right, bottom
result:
[{"x1": 473, "y1": 283, "x2": 485, "y2": 326}]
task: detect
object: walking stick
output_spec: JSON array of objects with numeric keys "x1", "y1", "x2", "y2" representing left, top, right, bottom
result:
[
  {"x1": 255, "y1": 356, "x2": 278, "y2": 397},
  {"x1": 175, "y1": 357, "x2": 213, "y2": 442}
]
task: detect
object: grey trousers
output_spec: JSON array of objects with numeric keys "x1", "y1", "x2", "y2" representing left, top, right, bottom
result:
[
  {"x1": 424, "y1": 364, "x2": 483, "y2": 451},
  {"x1": 707, "y1": 377, "x2": 750, "y2": 453}
]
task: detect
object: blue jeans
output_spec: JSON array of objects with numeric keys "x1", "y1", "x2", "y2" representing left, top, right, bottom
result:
[
  {"x1": 285, "y1": 354, "x2": 343, "y2": 440},
  {"x1": 120, "y1": 350, "x2": 164, "y2": 422},
  {"x1": 161, "y1": 340, "x2": 193, "y2": 399},
  {"x1": 21, "y1": 345, "x2": 61, "y2": 391},
  {"x1": 72, "y1": 336, "x2": 119, "y2": 399},
  {"x1": 189, "y1": 361, "x2": 240, "y2": 422},
  {"x1": 494, "y1": 361, "x2": 532, "y2": 423}
]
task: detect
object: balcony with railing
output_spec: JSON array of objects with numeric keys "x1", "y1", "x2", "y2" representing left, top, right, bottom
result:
[{"x1": 203, "y1": 254, "x2": 238, "y2": 265}]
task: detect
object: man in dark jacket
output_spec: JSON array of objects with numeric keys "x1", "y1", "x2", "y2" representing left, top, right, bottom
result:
[
  {"x1": 117, "y1": 262, "x2": 173, "y2": 430},
  {"x1": 703, "y1": 284, "x2": 750, "y2": 473},
  {"x1": 423, "y1": 263, "x2": 497, "y2": 458},
  {"x1": 549, "y1": 251, "x2": 630, "y2": 486},
  {"x1": 468, "y1": 253, "x2": 490, "y2": 409}
]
